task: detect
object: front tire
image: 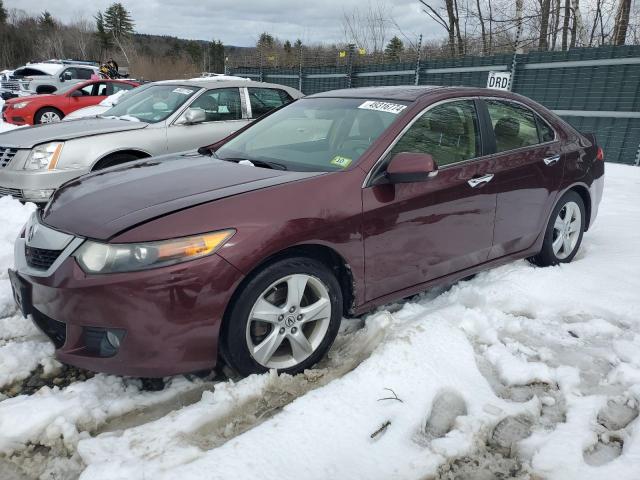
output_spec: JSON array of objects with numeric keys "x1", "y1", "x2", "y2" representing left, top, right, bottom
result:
[
  {"x1": 221, "y1": 257, "x2": 343, "y2": 376},
  {"x1": 34, "y1": 107, "x2": 63, "y2": 124},
  {"x1": 529, "y1": 190, "x2": 585, "y2": 267}
]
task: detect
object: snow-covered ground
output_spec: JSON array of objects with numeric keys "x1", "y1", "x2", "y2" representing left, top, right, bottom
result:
[{"x1": 0, "y1": 163, "x2": 639, "y2": 479}]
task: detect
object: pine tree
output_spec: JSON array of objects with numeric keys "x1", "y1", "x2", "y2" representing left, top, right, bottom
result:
[
  {"x1": 94, "y1": 11, "x2": 113, "y2": 56},
  {"x1": 103, "y1": 3, "x2": 134, "y2": 40},
  {"x1": 0, "y1": 1, "x2": 8, "y2": 25},
  {"x1": 384, "y1": 36, "x2": 404, "y2": 60},
  {"x1": 39, "y1": 11, "x2": 55, "y2": 29},
  {"x1": 257, "y1": 32, "x2": 275, "y2": 50}
]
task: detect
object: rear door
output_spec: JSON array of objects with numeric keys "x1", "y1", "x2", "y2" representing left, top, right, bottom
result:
[
  {"x1": 165, "y1": 87, "x2": 249, "y2": 152},
  {"x1": 479, "y1": 99, "x2": 564, "y2": 259},
  {"x1": 362, "y1": 99, "x2": 497, "y2": 301}
]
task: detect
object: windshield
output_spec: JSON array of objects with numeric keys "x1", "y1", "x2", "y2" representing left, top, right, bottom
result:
[
  {"x1": 101, "y1": 84, "x2": 200, "y2": 123},
  {"x1": 215, "y1": 97, "x2": 406, "y2": 172}
]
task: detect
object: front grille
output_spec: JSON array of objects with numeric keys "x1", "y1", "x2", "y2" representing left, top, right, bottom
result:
[
  {"x1": 0, "y1": 186, "x2": 22, "y2": 198},
  {"x1": 0, "y1": 80, "x2": 21, "y2": 92},
  {"x1": 0, "y1": 147, "x2": 18, "y2": 168},
  {"x1": 32, "y1": 309, "x2": 66, "y2": 349},
  {"x1": 25, "y1": 246, "x2": 62, "y2": 270}
]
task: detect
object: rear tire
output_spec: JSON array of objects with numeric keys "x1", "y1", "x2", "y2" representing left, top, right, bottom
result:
[
  {"x1": 528, "y1": 190, "x2": 585, "y2": 267},
  {"x1": 221, "y1": 257, "x2": 343, "y2": 377},
  {"x1": 34, "y1": 107, "x2": 63, "y2": 124}
]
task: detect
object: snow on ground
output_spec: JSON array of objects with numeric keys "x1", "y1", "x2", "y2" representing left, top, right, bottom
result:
[{"x1": 0, "y1": 163, "x2": 639, "y2": 479}]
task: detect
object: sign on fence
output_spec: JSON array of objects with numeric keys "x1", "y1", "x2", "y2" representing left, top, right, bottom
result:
[{"x1": 487, "y1": 71, "x2": 511, "y2": 91}]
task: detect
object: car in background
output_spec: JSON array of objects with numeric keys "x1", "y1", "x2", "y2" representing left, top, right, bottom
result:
[
  {"x1": 0, "y1": 79, "x2": 302, "y2": 203},
  {"x1": 3, "y1": 61, "x2": 100, "y2": 98},
  {"x1": 2, "y1": 79, "x2": 139, "y2": 125},
  {"x1": 8, "y1": 85, "x2": 604, "y2": 378},
  {"x1": 63, "y1": 84, "x2": 153, "y2": 121}
]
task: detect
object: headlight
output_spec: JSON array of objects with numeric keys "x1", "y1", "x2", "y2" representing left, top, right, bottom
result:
[
  {"x1": 24, "y1": 142, "x2": 64, "y2": 170},
  {"x1": 13, "y1": 101, "x2": 30, "y2": 109},
  {"x1": 74, "y1": 230, "x2": 235, "y2": 274}
]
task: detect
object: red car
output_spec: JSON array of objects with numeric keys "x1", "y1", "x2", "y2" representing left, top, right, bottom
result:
[
  {"x1": 2, "y1": 79, "x2": 139, "y2": 125},
  {"x1": 9, "y1": 86, "x2": 604, "y2": 378}
]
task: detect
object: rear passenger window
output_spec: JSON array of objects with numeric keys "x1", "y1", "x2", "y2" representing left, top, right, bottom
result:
[
  {"x1": 248, "y1": 88, "x2": 292, "y2": 117},
  {"x1": 390, "y1": 100, "x2": 481, "y2": 167},
  {"x1": 537, "y1": 116, "x2": 555, "y2": 142},
  {"x1": 486, "y1": 100, "x2": 541, "y2": 152}
]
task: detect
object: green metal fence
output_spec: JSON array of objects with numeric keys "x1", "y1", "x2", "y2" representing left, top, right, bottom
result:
[{"x1": 230, "y1": 46, "x2": 640, "y2": 165}]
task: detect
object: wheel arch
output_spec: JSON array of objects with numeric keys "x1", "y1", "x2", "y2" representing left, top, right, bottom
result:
[
  {"x1": 222, "y1": 243, "x2": 356, "y2": 325},
  {"x1": 567, "y1": 184, "x2": 592, "y2": 231},
  {"x1": 92, "y1": 149, "x2": 152, "y2": 170},
  {"x1": 35, "y1": 105, "x2": 64, "y2": 121}
]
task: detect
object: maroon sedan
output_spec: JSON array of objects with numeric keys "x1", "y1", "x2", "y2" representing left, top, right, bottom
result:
[{"x1": 9, "y1": 86, "x2": 604, "y2": 377}]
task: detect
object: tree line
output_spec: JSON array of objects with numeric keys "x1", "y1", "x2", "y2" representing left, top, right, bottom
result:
[{"x1": 0, "y1": 1, "x2": 226, "y2": 79}]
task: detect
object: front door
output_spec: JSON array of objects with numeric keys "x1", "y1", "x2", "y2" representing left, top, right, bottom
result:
[
  {"x1": 362, "y1": 99, "x2": 497, "y2": 301},
  {"x1": 166, "y1": 87, "x2": 250, "y2": 153},
  {"x1": 481, "y1": 99, "x2": 564, "y2": 259}
]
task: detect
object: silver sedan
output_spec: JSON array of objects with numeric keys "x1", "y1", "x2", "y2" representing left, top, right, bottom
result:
[{"x1": 0, "y1": 79, "x2": 302, "y2": 203}]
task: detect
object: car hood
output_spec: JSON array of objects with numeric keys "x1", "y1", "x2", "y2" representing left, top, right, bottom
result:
[
  {"x1": 42, "y1": 153, "x2": 322, "y2": 240},
  {"x1": 0, "y1": 118, "x2": 147, "y2": 148},
  {"x1": 5, "y1": 93, "x2": 57, "y2": 104}
]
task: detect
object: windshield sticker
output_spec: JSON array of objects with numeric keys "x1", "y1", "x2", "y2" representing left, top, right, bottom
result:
[
  {"x1": 358, "y1": 100, "x2": 406, "y2": 114},
  {"x1": 172, "y1": 87, "x2": 193, "y2": 95},
  {"x1": 330, "y1": 155, "x2": 353, "y2": 168}
]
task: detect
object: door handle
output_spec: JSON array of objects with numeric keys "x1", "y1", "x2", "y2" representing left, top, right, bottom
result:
[
  {"x1": 543, "y1": 154, "x2": 561, "y2": 166},
  {"x1": 467, "y1": 174, "x2": 494, "y2": 188}
]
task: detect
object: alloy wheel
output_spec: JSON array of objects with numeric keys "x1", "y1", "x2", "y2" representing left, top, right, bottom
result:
[
  {"x1": 40, "y1": 111, "x2": 61, "y2": 123},
  {"x1": 246, "y1": 273, "x2": 332, "y2": 370},
  {"x1": 552, "y1": 200, "x2": 582, "y2": 260}
]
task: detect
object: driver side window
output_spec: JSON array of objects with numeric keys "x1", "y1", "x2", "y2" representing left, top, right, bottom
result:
[{"x1": 390, "y1": 100, "x2": 481, "y2": 167}]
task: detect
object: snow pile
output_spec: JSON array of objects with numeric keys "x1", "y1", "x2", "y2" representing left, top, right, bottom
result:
[{"x1": 0, "y1": 163, "x2": 638, "y2": 479}]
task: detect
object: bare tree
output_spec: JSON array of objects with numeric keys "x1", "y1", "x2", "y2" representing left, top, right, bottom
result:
[
  {"x1": 612, "y1": 0, "x2": 632, "y2": 45},
  {"x1": 562, "y1": 0, "x2": 571, "y2": 49},
  {"x1": 420, "y1": 0, "x2": 458, "y2": 56},
  {"x1": 70, "y1": 16, "x2": 94, "y2": 59},
  {"x1": 539, "y1": 0, "x2": 552, "y2": 49},
  {"x1": 476, "y1": 0, "x2": 488, "y2": 54},
  {"x1": 342, "y1": 1, "x2": 391, "y2": 53}
]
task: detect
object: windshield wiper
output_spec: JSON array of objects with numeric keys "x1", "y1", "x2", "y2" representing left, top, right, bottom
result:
[{"x1": 216, "y1": 156, "x2": 288, "y2": 171}]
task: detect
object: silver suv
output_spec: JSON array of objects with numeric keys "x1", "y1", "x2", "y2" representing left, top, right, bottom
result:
[
  {"x1": 0, "y1": 79, "x2": 302, "y2": 203},
  {"x1": 4, "y1": 62, "x2": 100, "y2": 96}
]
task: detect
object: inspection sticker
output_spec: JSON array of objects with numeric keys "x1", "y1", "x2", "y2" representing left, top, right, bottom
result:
[
  {"x1": 172, "y1": 87, "x2": 193, "y2": 95},
  {"x1": 330, "y1": 155, "x2": 353, "y2": 168},
  {"x1": 358, "y1": 100, "x2": 406, "y2": 114}
]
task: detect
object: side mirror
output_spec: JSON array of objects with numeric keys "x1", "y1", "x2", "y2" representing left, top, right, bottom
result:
[
  {"x1": 183, "y1": 108, "x2": 206, "y2": 125},
  {"x1": 69, "y1": 90, "x2": 83, "y2": 97},
  {"x1": 386, "y1": 152, "x2": 437, "y2": 183}
]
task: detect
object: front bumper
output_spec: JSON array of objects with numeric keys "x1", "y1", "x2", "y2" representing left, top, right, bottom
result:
[
  {"x1": 13, "y1": 220, "x2": 244, "y2": 377},
  {"x1": 0, "y1": 167, "x2": 88, "y2": 203}
]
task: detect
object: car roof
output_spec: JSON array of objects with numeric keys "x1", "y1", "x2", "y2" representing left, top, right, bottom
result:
[
  {"x1": 307, "y1": 86, "x2": 447, "y2": 101},
  {"x1": 144, "y1": 78, "x2": 303, "y2": 96},
  {"x1": 307, "y1": 85, "x2": 529, "y2": 103}
]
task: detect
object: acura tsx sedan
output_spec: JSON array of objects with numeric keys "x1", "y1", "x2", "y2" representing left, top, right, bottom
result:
[{"x1": 9, "y1": 85, "x2": 604, "y2": 378}]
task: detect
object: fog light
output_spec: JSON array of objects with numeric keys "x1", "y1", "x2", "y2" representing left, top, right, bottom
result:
[
  {"x1": 106, "y1": 330, "x2": 121, "y2": 349},
  {"x1": 22, "y1": 189, "x2": 54, "y2": 200}
]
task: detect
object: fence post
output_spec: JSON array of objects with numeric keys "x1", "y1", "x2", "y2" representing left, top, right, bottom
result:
[
  {"x1": 414, "y1": 34, "x2": 423, "y2": 86},
  {"x1": 258, "y1": 51, "x2": 264, "y2": 83},
  {"x1": 298, "y1": 45, "x2": 304, "y2": 93},
  {"x1": 635, "y1": 142, "x2": 640, "y2": 166},
  {"x1": 346, "y1": 44, "x2": 355, "y2": 88}
]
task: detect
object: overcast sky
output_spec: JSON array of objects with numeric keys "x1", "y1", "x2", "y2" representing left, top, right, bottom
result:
[{"x1": 4, "y1": 0, "x2": 442, "y2": 47}]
